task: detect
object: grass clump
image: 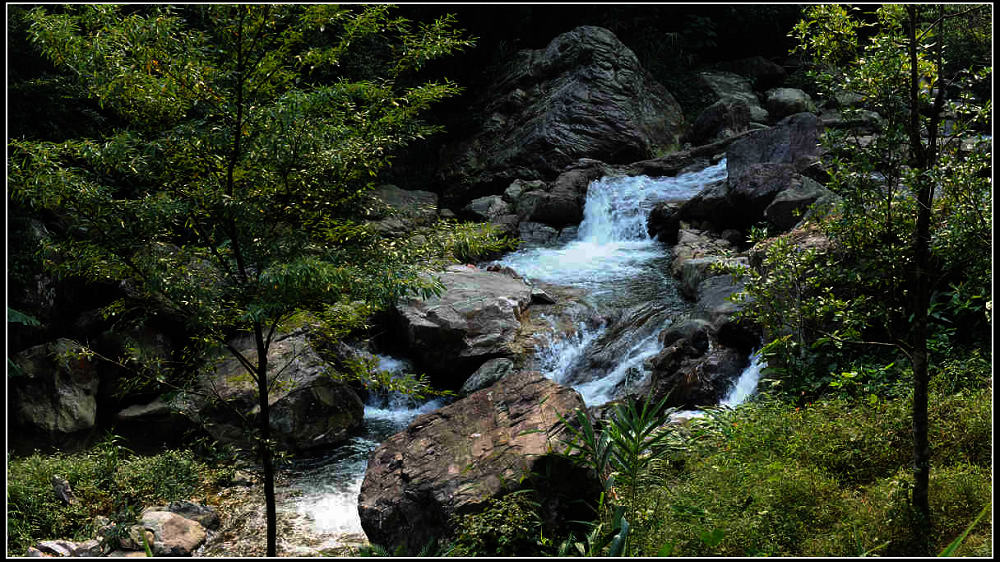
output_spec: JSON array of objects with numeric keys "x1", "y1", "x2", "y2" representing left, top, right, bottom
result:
[
  {"x1": 626, "y1": 380, "x2": 991, "y2": 557},
  {"x1": 6, "y1": 435, "x2": 211, "y2": 556}
]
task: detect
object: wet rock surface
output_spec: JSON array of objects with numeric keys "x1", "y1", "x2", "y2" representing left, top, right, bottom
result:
[
  {"x1": 358, "y1": 370, "x2": 599, "y2": 553},
  {"x1": 391, "y1": 265, "x2": 534, "y2": 385}
]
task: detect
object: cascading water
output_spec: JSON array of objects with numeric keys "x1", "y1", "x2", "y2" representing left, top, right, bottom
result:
[
  {"x1": 498, "y1": 159, "x2": 732, "y2": 405},
  {"x1": 721, "y1": 350, "x2": 765, "y2": 408},
  {"x1": 277, "y1": 158, "x2": 763, "y2": 552},
  {"x1": 277, "y1": 355, "x2": 444, "y2": 552},
  {"x1": 499, "y1": 160, "x2": 728, "y2": 296}
]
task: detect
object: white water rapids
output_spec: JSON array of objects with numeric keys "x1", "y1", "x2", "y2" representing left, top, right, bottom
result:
[{"x1": 278, "y1": 157, "x2": 765, "y2": 551}]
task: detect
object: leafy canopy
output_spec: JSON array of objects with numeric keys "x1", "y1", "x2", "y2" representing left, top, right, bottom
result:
[{"x1": 9, "y1": 4, "x2": 486, "y2": 357}]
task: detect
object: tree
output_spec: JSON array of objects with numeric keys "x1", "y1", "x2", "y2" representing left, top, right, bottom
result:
[
  {"x1": 8, "y1": 4, "x2": 499, "y2": 556},
  {"x1": 779, "y1": 4, "x2": 991, "y2": 553}
]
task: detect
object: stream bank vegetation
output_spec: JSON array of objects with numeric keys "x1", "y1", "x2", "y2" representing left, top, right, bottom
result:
[
  {"x1": 7, "y1": 3, "x2": 991, "y2": 558},
  {"x1": 440, "y1": 4, "x2": 992, "y2": 557}
]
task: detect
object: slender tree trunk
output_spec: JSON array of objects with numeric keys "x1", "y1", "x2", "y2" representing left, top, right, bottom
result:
[
  {"x1": 254, "y1": 322, "x2": 278, "y2": 557},
  {"x1": 906, "y1": 6, "x2": 934, "y2": 553}
]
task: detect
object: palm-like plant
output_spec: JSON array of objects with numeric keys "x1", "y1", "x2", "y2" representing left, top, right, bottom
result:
[{"x1": 558, "y1": 394, "x2": 680, "y2": 555}]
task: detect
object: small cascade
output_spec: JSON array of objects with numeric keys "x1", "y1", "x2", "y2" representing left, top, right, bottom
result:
[
  {"x1": 497, "y1": 160, "x2": 727, "y2": 294},
  {"x1": 720, "y1": 350, "x2": 765, "y2": 408},
  {"x1": 499, "y1": 159, "x2": 728, "y2": 406},
  {"x1": 280, "y1": 355, "x2": 444, "y2": 551}
]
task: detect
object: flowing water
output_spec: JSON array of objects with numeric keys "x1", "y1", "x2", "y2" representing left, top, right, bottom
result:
[
  {"x1": 275, "y1": 356, "x2": 444, "y2": 553},
  {"x1": 277, "y1": 157, "x2": 768, "y2": 551},
  {"x1": 497, "y1": 159, "x2": 731, "y2": 404}
]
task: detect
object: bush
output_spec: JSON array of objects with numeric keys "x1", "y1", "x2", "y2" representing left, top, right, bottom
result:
[
  {"x1": 6, "y1": 442, "x2": 208, "y2": 556},
  {"x1": 627, "y1": 382, "x2": 992, "y2": 557},
  {"x1": 448, "y1": 491, "x2": 545, "y2": 556}
]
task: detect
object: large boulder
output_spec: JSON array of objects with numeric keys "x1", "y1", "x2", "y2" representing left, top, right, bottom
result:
[
  {"x1": 726, "y1": 112, "x2": 820, "y2": 181},
  {"x1": 358, "y1": 370, "x2": 599, "y2": 552},
  {"x1": 685, "y1": 98, "x2": 751, "y2": 146},
  {"x1": 438, "y1": 26, "x2": 685, "y2": 203},
  {"x1": 9, "y1": 339, "x2": 99, "y2": 438},
  {"x1": 392, "y1": 265, "x2": 534, "y2": 384},
  {"x1": 181, "y1": 332, "x2": 364, "y2": 452},
  {"x1": 765, "y1": 88, "x2": 816, "y2": 121},
  {"x1": 695, "y1": 71, "x2": 769, "y2": 123}
]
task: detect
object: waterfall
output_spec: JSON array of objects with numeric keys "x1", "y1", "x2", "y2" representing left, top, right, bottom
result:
[
  {"x1": 497, "y1": 160, "x2": 727, "y2": 290},
  {"x1": 720, "y1": 350, "x2": 765, "y2": 408},
  {"x1": 497, "y1": 159, "x2": 730, "y2": 406}
]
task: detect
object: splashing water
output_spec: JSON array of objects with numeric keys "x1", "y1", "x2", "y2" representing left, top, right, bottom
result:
[
  {"x1": 720, "y1": 350, "x2": 765, "y2": 408},
  {"x1": 497, "y1": 160, "x2": 727, "y2": 292},
  {"x1": 281, "y1": 355, "x2": 444, "y2": 550},
  {"x1": 499, "y1": 160, "x2": 729, "y2": 406}
]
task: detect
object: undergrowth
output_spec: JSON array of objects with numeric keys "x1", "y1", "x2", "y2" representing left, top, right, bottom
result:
[{"x1": 6, "y1": 434, "x2": 218, "y2": 556}]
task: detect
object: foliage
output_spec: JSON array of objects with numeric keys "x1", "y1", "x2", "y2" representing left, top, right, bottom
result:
[
  {"x1": 448, "y1": 490, "x2": 546, "y2": 556},
  {"x1": 6, "y1": 437, "x2": 209, "y2": 556},
  {"x1": 557, "y1": 394, "x2": 681, "y2": 555},
  {"x1": 8, "y1": 7, "x2": 487, "y2": 555},
  {"x1": 624, "y1": 379, "x2": 991, "y2": 557},
  {"x1": 731, "y1": 5, "x2": 992, "y2": 402},
  {"x1": 9, "y1": 3, "x2": 482, "y2": 379}
]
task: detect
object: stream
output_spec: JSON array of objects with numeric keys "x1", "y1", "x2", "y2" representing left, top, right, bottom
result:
[{"x1": 272, "y1": 157, "x2": 764, "y2": 554}]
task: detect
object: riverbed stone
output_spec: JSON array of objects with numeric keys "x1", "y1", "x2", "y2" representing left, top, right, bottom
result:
[
  {"x1": 572, "y1": 301, "x2": 673, "y2": 386},
  {"x1": 358, "y1": 370, "x2": 599, "y2": 553},
  {"x1": 643, "y1": 340, "x2": 747, "y2": 409},
  {"x1": 392, "y1": 265, "x2": 534, "y2": 385},
  {"x1": 518, "y1": 221, "x2": 560, "y2": 246},
  {"x1": 670, "y1": 229, "x2": 735, "y2": 277},
  {"x1": 140, "y1": 510, "x2": 207, "y2": 556}
]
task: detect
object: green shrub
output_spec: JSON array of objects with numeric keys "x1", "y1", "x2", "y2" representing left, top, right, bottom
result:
[
  {"x1": 627, "y1": 384, "x2": 992, "y2": 557},
  {"x1": 449, "y1": 491, "x2": 545, "y2": 556},
  {"x1": 6, "y1": 445, "x2": 207, "y2": 556}
]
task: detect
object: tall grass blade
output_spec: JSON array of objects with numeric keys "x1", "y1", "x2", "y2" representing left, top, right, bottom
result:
[{"x1": 938, "y1": 502, "x2": 991, "y2": 556}]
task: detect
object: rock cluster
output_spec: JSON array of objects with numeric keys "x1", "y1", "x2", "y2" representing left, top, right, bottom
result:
[
  {"x1": 438, "y1": 25, "x2": 685, "y2": 203},
  {"x1": 26, "y1": 499, "x2": 218, "y2": 557}
]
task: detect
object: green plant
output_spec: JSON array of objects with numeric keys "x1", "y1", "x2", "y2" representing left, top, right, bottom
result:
[
  {"x1": 449, "y1": 490, "x2": 546, "y2": 556},
  {"x1": 10, "y1": 5, "x2": 485, "y2": 555},
  {"x1": 6, "y1": 445, "x2": 208, "y2": 556},
  {"x1": 939, "y1": 502, "x2": 991, "y2": 556},
  {"x1": 557, "y1": 394, "x2": 680, "y2": 556}
]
